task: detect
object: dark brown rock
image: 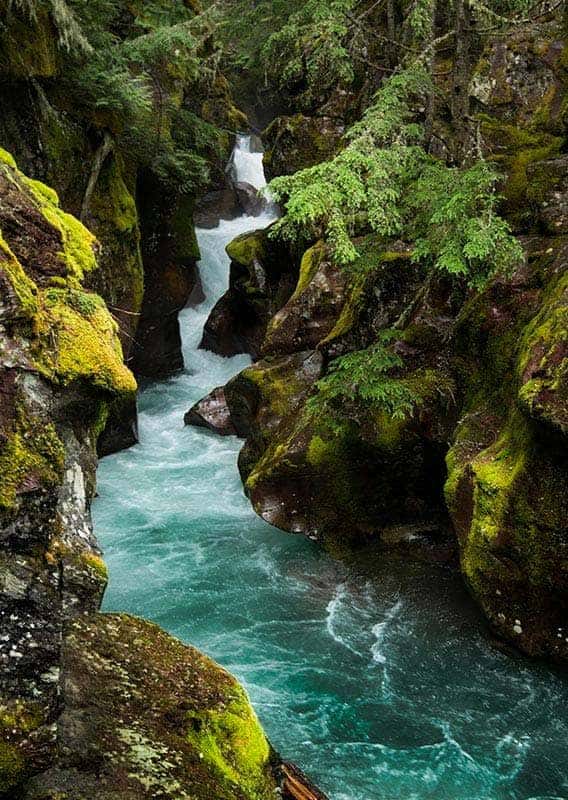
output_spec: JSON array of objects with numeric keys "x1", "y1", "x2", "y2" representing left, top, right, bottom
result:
[
  {"x1": 200, "y1": 228, "x2": 299, "y2": 358},
  {"x1": 184, "y1": 387, "x2": 237, "y2": 436},
  {"x1": 234, "y1": 181, "x2": 269, "y2": 216}
]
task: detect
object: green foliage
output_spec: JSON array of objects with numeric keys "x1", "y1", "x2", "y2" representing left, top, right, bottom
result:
[
  {"x1": 307, "y1": 331, "x2": 420, "y2": 430},
  {"x1": 261, "y1": 0, "x2": 356, "y2": 106},
  {"x1": 409, "y1": 160, "x2": 523, "y2": 288},
  {"x1": 31, "y1": 0, "x2": 222, "y2": 196},
  {"x1": 269, "y1": 66, "x2": 522, "y2": 287}
]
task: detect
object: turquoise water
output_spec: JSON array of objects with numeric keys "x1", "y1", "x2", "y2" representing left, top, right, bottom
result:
[{"x1": 93, "y1": 140, "x2": 568, "y2": 800}]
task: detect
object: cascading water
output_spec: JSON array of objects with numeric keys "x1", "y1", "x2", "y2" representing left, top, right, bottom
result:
[{"x1": 93, "y1": 138, "x2": 568, "y2": 800}]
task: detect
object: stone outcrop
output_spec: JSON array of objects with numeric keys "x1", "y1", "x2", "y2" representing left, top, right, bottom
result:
[
  {"x1": 201, "y1": 227, "x2": 299, "y2": 358},
  {"x1": 190, "y1": 19, "x2": 568, "y2": 661},
  {"x1": 0, "y1": 152, "x2": 322, "y2": 798},
  {"x1": 0, "y1": 0, "x2": 248, "y2": 452}
]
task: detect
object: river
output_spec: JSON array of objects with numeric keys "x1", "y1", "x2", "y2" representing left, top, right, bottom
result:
[{"x1": 93, "y1": 137, "x2": 568, "y2": 800}]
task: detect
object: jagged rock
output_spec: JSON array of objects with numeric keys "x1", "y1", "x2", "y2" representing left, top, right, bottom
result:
[
  {"x1": 200, "y1": 228, "x2": 298, "y2": 358},
  {"x1": 234, "y1": 181, "x2": 268, "y2": 216},
  {"x1": 0, "y1": 150, "x2": 136, "y2": 792},
  {"x1": 184, "y1": 387, "x2": 237, "y2": 436}
]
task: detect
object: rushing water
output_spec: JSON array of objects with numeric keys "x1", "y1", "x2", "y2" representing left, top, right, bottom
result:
[{"x1": 93, "y1": 138, "x2": 568, "y2": 800}]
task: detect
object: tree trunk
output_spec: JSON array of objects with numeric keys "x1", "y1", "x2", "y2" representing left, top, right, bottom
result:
[{"x1": 451, "y1": 0, "x2": 472, "y2": 164}]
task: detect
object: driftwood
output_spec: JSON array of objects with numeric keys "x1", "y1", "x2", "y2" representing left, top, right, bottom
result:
[{"x1": 280, "y1": 761, "x2": 330, "y2": 800}]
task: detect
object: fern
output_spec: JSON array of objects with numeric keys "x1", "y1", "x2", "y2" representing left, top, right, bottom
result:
[{"x1": 307, "y1": 331, "x2": 421, "y2": 430}]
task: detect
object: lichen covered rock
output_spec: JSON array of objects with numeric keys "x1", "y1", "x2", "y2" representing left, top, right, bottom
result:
[{"x1": 23, "y1": 614, "x2": 279, "y2": 800}]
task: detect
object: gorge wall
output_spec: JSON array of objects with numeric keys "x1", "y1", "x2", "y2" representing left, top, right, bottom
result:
[
  {"x1": 0, "y1": 2, "x2": 324, "y2": 798},
  {"x1": 190, "y1": 11, "x2": 568, "y2": 663}
]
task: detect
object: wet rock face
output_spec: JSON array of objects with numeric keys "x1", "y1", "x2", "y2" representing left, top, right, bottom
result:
[
  {"x1": 184, "y1": 387, "x2": 237, "y2": 436},
  {"x1": 0, "y1": 151, "x2": 135, "y2": 793},
  {"x1": 234, "y1": 181, "x2": 270, "y2": 217},
  {"x1": 200, "y1": 228, "x2": 299, "y2": 359},
  {"x1": 193, "y1": 22, "x2": 568, "y2": 660},
  {"x1": 131, "y1": 173, "x2": 200, "y2": 380},
  {"x1": 445, "y1": 237, "x2": 568, "y2": 662}
]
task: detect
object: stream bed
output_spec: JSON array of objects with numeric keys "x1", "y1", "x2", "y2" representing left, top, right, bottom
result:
[{"x1": 93, "y1": 138, "x2": 568, "y2": 800}]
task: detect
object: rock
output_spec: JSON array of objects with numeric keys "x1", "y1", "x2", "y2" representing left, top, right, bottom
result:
[
  {"x1": 23, "y1": 613, "x2": 281, "y2": 800},
  {"x1": 200, "y1": 228, "x2": 298, "y2": 358},
  {"x1": 193, "y1": 186, "x2": 240, "y2": 229},
  {"x1": 263, "y1": 114, "x2": 345, "y2": 181},
  {"x1": 97, "y1": 395, "x2": 139, "y2": 458},
  {"x1": 132, "y1": 175, "x2": 200, "y2": 379},
  {"x1": 184, "y1": 387, "x2": 237, "y2": 436},
  {"x1": 527, "y1": 156, "x2": 568, "y2": 236},
  {"x1": 0, "y1": 150, "x2": 136, "y2": 791},
  {"x1": 234, "y1": 181, "x2": 268, "y2": 216},
  {"x1": 263, "y1": 242, "x2": 348, "y2": 355}
]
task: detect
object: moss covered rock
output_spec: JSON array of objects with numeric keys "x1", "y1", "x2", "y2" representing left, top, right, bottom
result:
[
  {"x1": 445, "y1": 238, "x2": 568, "y2": 661},
  {"x1": 263, "y1": 114, "x2": 344, "y2": 181},
  {"x1": 22, "y1": 614, "x2": 279, "y2": 800},
  {"x1": 0, "y1": 151, "x2": 136, "y2": 791},
  {"x1": 201, "y1": 228, "x2": 299, "y2": 358}
]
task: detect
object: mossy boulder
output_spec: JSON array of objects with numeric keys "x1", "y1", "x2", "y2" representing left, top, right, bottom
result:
[
  {"x1": 201, "y1": 228, "x2": 299, "y2": 358},
  {"x1": 22, "y1": 614, "x2": 279, "y2": 800}
]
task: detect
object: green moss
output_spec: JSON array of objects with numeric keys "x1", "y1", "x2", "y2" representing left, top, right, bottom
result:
[
  {"x1": 0, "y1": 406, "x2": 64, "y2": 511},
  {"x1": 0, "y1": 231, "x2": 38, "y2": 319},
  {"x1": 243, "y1": 359, "x2": 307, "y2": 419},
  {"x1": 516, "y1": 270, "x2": 568, "y2": 430},
  {"x1": 81, "y1": 552, "x2": 109, "y2": 582},
  {"x1": 0, "y1": 148, "x2": 17, "y2": 169},
  {"x1": 290, "y1": 241, "x2": 325, "y2": 300},
  {"x1": 186, "y1": 685, "x2": 271, "y2": 797},
  {"x1": 0, "y1": 701, "x2": 43, "y2": 735},
  {"x1": 0, "y1": 740, "x2": 25, "y2": 794},
  {"x1": 479, "y1": 117, "x2": 563, "y2": 228},
  {"x1": 35, "y1": 292, "x2": 137, "y2": 396},
  {"x1": 23, "y1": 175, "x2": 97, "y2": 280},
  {"x1": 226, "y1": 230, "x2": 266, "y2": 266}
]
